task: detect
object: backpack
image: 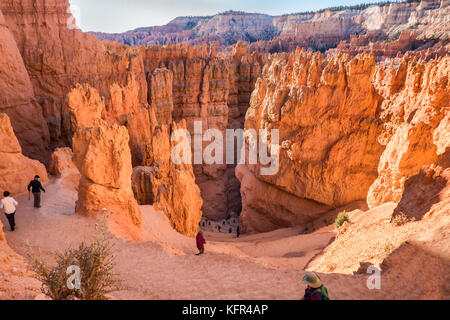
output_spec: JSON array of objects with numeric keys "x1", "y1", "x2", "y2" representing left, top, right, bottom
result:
[{"x1": 318, "y1": 286, "x2": 330, "y2": 300}]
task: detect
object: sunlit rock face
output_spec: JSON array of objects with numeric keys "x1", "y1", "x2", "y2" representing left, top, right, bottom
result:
[
  {"x1": 72, "y1": 116, "x2": 143, "y2": 232},
  {"x1": 0, "y1": 8, "x2": 49, "y2": 164},
  {"x1": 238, "y1": 49, "x2": 449, "y2": 233},
  {"x1": 367, "y1": 55, "x2": 450, "y2": 207},
  {"x1": 139, "y1": 42, "x2": 267, "y2": 221},
  {"x1": 0, "y1": 113, "x2": 48, "y2": 196},
  {"x1": 133, "y1": 120, "x2": 204, "y2": 237},
  {"x1": 0, "y1": 0, "x2": 148, "y2": 155}
]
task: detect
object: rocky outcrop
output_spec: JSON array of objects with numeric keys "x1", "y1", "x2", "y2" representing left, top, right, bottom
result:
[
  {"x1": 0, "y1": 113, "x2": 48, "y2": 196},
  {"x1": 68, "y1": 82, "x2": 142, "y2": 236},
  {"x1": 367, "y1": 55, "x2": 449, "y2": 207},
  {"x1": 49, "y1": 147, "x2": 76, "y2": 177},
  {"x1": 239, "y1": 50, "x2": 384, "y2": 232},
  {"x1": 72, "y1": 118, "x2": 143, "y2": 237},
  {"x1": 132, "y1": 121, "x2": 203, "y2": 236},
  {"x1": 238, "y1": 49, "x2": 449, "y2": 233},
  {"x1": 69, "y1": 81, "x2": 202, "y2": 237},
  {"x1": 148, "y1": 68, "x2": 174, "y2": 125},
  {"x1": 0, "y1": 0, "x2": 148, "y2": 153},
  {"x1": 0, "y1": 8, "x2": 49, "y2": 164},
  {"x1": 138, "y1": 42, "x2": 266, "y2": 220}
]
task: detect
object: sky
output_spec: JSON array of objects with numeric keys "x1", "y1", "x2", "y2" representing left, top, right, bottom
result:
[{"x1": 69, "y1": 0, "x2": 389, "y2": 33}]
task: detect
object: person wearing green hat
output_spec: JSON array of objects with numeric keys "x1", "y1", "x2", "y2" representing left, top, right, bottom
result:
[{"x1": 301, "y1": 272, "x2": 330, "y2": 300}]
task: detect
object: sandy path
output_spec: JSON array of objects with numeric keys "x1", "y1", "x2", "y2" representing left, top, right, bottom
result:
[{"x1": 0, "y1": 176, "x2": 308, "y2": 299}]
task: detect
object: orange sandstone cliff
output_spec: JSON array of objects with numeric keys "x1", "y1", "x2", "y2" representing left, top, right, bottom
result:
[
  {"x1": 239, "y1": 50, "x2": 449, "y2": 233},
  {"x1": 0, "y1": 113, "x2": 48, "y2": 196}
]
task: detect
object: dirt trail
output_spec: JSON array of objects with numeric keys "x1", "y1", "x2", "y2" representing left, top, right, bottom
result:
[{"x1": 2, "y1": 174, "x2": 431, "y2": 300}]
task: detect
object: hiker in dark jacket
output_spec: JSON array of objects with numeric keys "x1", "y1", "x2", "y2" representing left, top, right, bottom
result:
[
  {"x1": 301, "y1": 272, "x2": 329, "y2": 300},
  {"x1": 196, "y1": 231, "x2": 206, "y2": 255},
  {"x1": 27, "y1": 175, "x2": 46, "y2": 208}
]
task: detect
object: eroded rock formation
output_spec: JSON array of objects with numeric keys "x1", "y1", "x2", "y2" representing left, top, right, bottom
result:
[
  {"x1": 0, "y1": 113, "x2": 48, "y2": 196},
  {"x1": 239, "y1": 50, "x2": 385, "y2": 232},
  {"x1": 72, "y1": 118, "x2": 143, "y2": 236},
  {"x1": 239, "y1": 50, "x2": 449, "y2": 233},
  {"x1": 367, "y1": 55, "x2": 449, "y2": 207},
  {"x1": 49, "y1": 147, "x2": 76, "y2": 177},
  {"x1": 132, "y1": 121, "x2": 203, "y2": 236},
  {"x1": 0, "y1": 0, "x2": 148, "y2": 155},
  {"x1": 393, "y1": 164, "x2": 449, "y2": 221},
  {"x1": 0, "y1": 8, "x2": 49, "y2": 164}
]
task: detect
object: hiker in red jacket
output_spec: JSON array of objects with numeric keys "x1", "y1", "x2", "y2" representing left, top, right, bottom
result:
[{"x1": 196, "y1": 231, "x2": 206, "y2": 255}]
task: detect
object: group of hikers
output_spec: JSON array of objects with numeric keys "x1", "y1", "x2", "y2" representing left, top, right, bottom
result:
[
  {"x1": 196, "y1": 230, "x2": 330, "y2": 300},
  {"x1": 0, "y1": 175, "x2": 45, "y2": 232},
  {"x1": 2, "y1": 175, "x2": 329, "y2": 300}
]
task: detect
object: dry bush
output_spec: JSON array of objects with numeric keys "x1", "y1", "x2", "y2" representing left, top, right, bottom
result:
[
  {"x1": 334, "y1": 211, "x2": 350, "y2": 229},
  {"x1": 27, "y1": 224, "x2": 122, "y2": 300},
  {"x1": 391, "y1": 212, "x2": 409, "y2": 226}
]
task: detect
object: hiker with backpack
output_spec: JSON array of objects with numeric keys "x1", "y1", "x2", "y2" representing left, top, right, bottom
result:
[
  {"x1": 301, "y1": 272, "x2": 330, "y2": 300},
  {"x1": 0, "y1": 191, "x2": 18, "y2": 232},
  {"x1": 196, "y1": 231, "x2": 206, "y2": 255}
]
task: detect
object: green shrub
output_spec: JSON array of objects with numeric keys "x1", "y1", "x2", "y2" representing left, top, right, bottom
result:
[
  {"x1": 334, "y1": 211, "x2": 350, "y2": 229},
  {"x1": 27, "y1": 225, "x2": 122, "y2": 300}
]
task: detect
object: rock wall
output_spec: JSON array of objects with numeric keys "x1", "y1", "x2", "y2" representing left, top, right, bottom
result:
[
  {"x1": 327, "y1": 31, "x2": 449, "y2": 61},
  {"x1": 72, "y1": 118, "x2": 143, "y2": 237},
  {"x1": 367, "y1": 54, "x2": 449, "y2": 207},
  {"x1": 0, "y1": 0, "x2": 148, "y2": 155},
  {"x1": 49, "y1": 147, "x2": 76, "y2": 177},
  {"x1": 239, "y1": 50, "x2": 449, "y2": 233},
  {"x1": 0, "y1": 113, "x2": 48, "y2": 196},
  {"x1": 0, "y1": 0, "x2": 266, "y2": 222},
  {"x1": 132, "y1": 121, "x2": 204, "y2": 237},
  {"x1": 139, "y1": 42, "x2": 266, "y2": 220},
  {"x1": 0, "y1": 8, "x2": 49, "y2": 164}
]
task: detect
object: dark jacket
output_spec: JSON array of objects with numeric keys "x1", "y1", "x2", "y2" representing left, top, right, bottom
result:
[
  {"x1": 302, "y1": 286, "x2": 325, "y2": 300},
  {"x1": 196, "y1": 233, "x2": 206, "y2": 249},
  {"x1": 28, "y1": 180, "x2": 46, "y2": 193}
]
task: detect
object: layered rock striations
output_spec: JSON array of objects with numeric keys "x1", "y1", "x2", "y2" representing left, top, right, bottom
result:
[
  {"x1": 367, "y1": 54, "x2": 449, "y2": 207},
  {"x1": 1, "y1": 0, "x2": 266, "y2": 222},
  {"x1": 0, "y1": 8, "x2": 49, "y2": 164},
  {"x1": 71, "y1": 99, "x2": 143, "y2": 237},
  {"x1": 0, "y1": 0, "x2": 148, "y2": 155},
  {"x1": 132, "y1": 121, "x2": 203, "y2": 237},
  {"x1": 239, "y1": 50, "x2": 449, "y2": 233},
  {"x1": 0, "y1": 113, "x2": 48, "y2": 196},
  {"x1": 139, "y1": 42, "x2": 267, "y2": 220},
  {"x1": 239, "y1": 50, "x2": 385, "y2": 232},
  {"x1": 93, "y1": 1, "x2": 449, "y2": 54}
]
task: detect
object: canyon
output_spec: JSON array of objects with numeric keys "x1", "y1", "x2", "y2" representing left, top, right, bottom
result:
[
  {"x1": 0, "y1": 0, "x2": 448, "y2": 300},
  {"x1": 94, "y1": 0, "x2": 449, "y2": 55}
]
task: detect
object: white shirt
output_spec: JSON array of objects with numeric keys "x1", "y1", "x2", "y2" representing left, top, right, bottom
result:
[{"x1": 0, "y1": 197, "x2": 18, "y2": 214}]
